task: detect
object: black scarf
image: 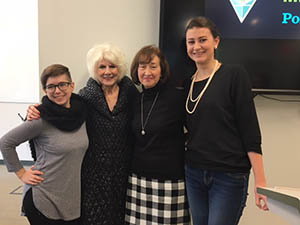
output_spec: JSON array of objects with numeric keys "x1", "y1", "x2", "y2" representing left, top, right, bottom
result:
[
  {"x1": 29, "y1": 93, "x2": 87, "y2": 160},
  {"x1": 37, "y1": 93, "x2": 87, "y2": 131}
]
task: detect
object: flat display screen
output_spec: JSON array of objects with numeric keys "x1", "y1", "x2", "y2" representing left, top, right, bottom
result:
[
  {"x1": 159, "y1": 0, "x2": 300, "y2": 94},
  {"x1": 206, "y1": 0, "x2": 300, "y2": 39}
]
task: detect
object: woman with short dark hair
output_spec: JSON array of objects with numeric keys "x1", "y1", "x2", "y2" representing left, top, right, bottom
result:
[{"x1": 0, "y1": 64, "x2": 88, "y2": 225}]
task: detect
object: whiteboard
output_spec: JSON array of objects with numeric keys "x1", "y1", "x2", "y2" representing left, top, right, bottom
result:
[
  {"x1": 0, "y1": 0, "x2": 39, "y2": 103},
  {"x1": 0, "y1": 102, "x2": 34, "y2": 161}
]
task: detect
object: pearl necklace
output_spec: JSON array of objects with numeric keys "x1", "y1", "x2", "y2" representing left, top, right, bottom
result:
[
  {"x1": 186, "y1": 61, "x2": 219, "y2": 114},
  {"x1": 141, "y1": 92, "x2": 159, "y2": 135}
]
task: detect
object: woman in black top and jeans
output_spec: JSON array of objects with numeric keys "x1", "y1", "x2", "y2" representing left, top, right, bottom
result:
[{"x1": 184, "y1": 17, "x2": 268, "y2": 225}]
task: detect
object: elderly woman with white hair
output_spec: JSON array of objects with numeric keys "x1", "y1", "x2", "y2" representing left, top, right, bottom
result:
[
  {"x1": 78, "y1": 43, "x2": 138, "y2": 225},
  {"x1": 26, "y1": 43, "x2": 138, "y2": 224}
]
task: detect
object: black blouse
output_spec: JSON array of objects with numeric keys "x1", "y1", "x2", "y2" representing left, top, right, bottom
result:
[
  {"x1": 131, "y1": 82, "x2": 186, "y2": 180},
  {"x1": 185, "y1": 64, "x2": 262, "y2": 173}
]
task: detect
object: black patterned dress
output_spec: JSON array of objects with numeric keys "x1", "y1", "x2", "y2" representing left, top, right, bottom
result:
[{"x1": 79, "y1": 77, "x2": 138, "y2": 225}]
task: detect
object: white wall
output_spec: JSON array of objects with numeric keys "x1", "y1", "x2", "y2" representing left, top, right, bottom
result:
[
  {"x1": 0, "y1": 0, "x2": 39, "y2": 103},
  {"x1": 0, "y1": 0, "x2": 160, "y2": 160},
  {"x1": 38, "y1": 0, "x2": 161, "y2": 94},
  {"x1": 0, "y1": 0, "x2": 39, "y2": 161},
  {"x1": 240, "y1": 95, "x2": 300, "y2": 225}
]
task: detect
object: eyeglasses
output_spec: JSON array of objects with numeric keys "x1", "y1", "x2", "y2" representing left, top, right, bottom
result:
[{"x1": 45, "y1": 82, "x2": 71, "y2": 93}]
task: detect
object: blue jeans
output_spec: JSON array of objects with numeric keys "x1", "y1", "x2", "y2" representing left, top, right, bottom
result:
[{"x1": 185, "y1": 165, "x2": 249, "y2": 225}]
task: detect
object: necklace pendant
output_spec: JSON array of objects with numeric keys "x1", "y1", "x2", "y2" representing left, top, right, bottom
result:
[{"x1": 141, "y1": 130, "x2": 145, "y2": 135}]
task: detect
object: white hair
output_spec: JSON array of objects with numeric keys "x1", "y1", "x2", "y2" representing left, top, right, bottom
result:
[{"x1": 86, "y1": 43, "x2": 127, "y2": 82}]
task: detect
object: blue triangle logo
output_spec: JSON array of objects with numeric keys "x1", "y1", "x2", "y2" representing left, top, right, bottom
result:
[{"x1": 229, "y1": 0, "x2": 256, "y2": 23}]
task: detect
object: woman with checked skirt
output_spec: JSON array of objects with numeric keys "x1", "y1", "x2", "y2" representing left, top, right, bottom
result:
[{"x1": 125, "y1": 45, "x2": 191, "y2": 224}]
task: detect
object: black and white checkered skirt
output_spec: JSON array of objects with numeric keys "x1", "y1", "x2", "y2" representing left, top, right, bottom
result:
[{"x1": 125, "y1": 173, "x2": 191, "y2": 224}]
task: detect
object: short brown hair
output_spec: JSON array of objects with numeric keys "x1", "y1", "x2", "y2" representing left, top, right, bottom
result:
[
  {"x1": 41, "y1": 64, "x2": 72, "y2": 88},
  {"x1": 185, "y1": 16, "x2": 219, "y2": 39},
  {"x1": 130, "y1": 45, "x2": 170, "y2": 85}
]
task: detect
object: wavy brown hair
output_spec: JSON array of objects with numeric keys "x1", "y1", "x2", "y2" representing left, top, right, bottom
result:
[{"x1": 130, "y1": 45, "x2": 170, "y2": 85}]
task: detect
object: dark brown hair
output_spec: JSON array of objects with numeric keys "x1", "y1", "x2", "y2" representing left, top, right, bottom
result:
[
  {"x1": 130, "y1": 45, "x2": 170, "y2": 85},
  {"x1": 41, "y1": 64, "x2": 72, "y2": 88},
  {"x1": 185, "y1": 16, "x2": 219, "y2": 39}
]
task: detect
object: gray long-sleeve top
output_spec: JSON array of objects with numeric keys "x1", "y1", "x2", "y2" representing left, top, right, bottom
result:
[{"x1": 0, "y1": 119, "x2": 88, "y2": 220}]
